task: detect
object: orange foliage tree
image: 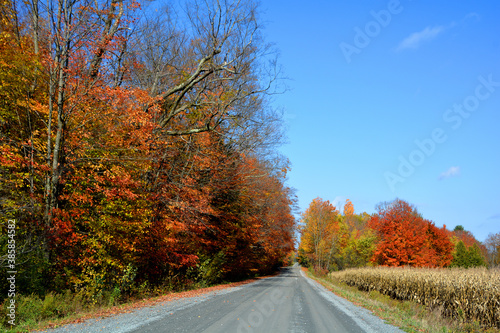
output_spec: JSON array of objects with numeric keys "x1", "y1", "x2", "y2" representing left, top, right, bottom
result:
[
  {"x1": 339, "y1": 201, "x2": 376, "y2": 269},
  {"x1": 298, "y1": 198, "x2": 341, "y2": 271},
  {"x1": 369, "y1": 199, "x2": 453, "y2": 267},
  {"x1": 0, "y1": 0, "x2": 295, "y2": 299},
  {"x1": 299, "y1": 198, "x2": 377, "y2": 271}
]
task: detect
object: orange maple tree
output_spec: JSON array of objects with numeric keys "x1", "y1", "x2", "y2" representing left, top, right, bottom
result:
[
  {"x1": 369, "y1": 199, "x2": 453, "y2": 267},
  {"x1": 0, "y1": 0, "x2": 295, "y2": 300}
]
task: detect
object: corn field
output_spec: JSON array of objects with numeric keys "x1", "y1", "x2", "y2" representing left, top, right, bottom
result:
[{"x1": 329, "y1": 267, "x2": 500, "y2": 329}]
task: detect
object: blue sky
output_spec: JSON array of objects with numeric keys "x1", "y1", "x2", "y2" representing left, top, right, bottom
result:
[{"x1": 262, "y1": 0, "x2": 500, "y2": 241}]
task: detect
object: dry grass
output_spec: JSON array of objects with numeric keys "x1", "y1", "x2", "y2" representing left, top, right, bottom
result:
[{"x1": 329, "y1": 267, "x2": 500, "y2": 329}]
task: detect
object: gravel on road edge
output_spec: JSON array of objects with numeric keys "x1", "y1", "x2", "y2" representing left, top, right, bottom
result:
[
  {"x1": 299, "y1": 269, "x2": 404, "y2": 333},
  {"x1": 32, "y1": 277, "x2": 269, "y2": 333},
  {"x1": 34, "y1": 268, "x2": 404, "y2": 333}
]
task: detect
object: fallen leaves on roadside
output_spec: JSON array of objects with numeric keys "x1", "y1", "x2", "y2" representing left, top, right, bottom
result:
[{"x1": 36, "y1": 275, "x2": 276, "y2": 331}]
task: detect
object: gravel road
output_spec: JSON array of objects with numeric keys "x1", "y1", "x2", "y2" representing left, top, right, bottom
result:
[{"x1": 37, "y1": 264, "x2": 404, "y2": 333}]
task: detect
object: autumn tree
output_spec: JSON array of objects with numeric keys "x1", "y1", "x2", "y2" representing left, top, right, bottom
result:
[
  {"x1": 208, "y1": 154, "x2": 296, "y2": 279},
  {"x1": 299, "y1": 198, "x2": 341, "y2": 271},
  {"x1": 126, "y1": 0, "x2": 289, "y2": 285},
  {"x1": 39, "y1": 0, "x2": 136, "y2": 255},
  {"x1": 128, "y1": 0, "x2": 283, "y2": 139},
  {"x1": 1, "y1": 0, "x2": 294, "y2": 301},
  {"x1": 369, "y1": 199, "x2": 453, "y2": 267},
  {"x1": 298, "y1": 198, "x2": 378, "y2": 271},
  {"x1": 132, "y1": 131, "x2": 295, "y2": 284},
  {"x1": 0, "y1": 0, "x2": 138, "y2": 276},
  {"x1": 452, "y1": 225, "x2": 479, "y2": 248},
  {"x1": 485, "y1": 232, "x2": 500, "y2": 267},
  {"x1": 339, "y1": 201, "x2": 376, "y2": 269},
  {"x1": 0, "y1": 0, "x2": 50, "y2": 295},
  {"x1": 343, "y1": 199, "x2": 354, "y2": 217}
]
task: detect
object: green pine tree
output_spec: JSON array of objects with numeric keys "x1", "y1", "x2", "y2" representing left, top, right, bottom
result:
[
  {"x1": 466, "y1": 243, "x2": 487, "y2": 267},
  {"x1": 451, "y1": 241, "x2": 487, "y2": 268},
  {"x1": 451, "y1": 241, "x2": 468, "y2": 267}
]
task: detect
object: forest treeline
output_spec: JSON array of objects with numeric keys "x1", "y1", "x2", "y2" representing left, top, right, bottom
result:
[
  {"x1": 299, "y1": 198, "x2": 500, "y2": 272},
  {"x1": 0, "y1": 0, "x2": 296, "y2": 303}
]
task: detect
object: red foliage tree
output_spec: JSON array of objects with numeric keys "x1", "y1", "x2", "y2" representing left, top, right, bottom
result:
[
  {"x1": 369, "y1": 199, "x2": 453, "y2": 267},
  {"x1": 1, "y1": 0, "x2": 295, "y2": 297}
]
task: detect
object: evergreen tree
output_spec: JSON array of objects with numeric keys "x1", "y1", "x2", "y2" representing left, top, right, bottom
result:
[
  {"x1": 451, "y1": 241, "x2": 487, "y2": 268},
  {"x1": 451, "y1": 241, "x2": 468, "y2": 268},
  {"x1": 467, "y1": 243, "x2": 487, "y2": 267}
]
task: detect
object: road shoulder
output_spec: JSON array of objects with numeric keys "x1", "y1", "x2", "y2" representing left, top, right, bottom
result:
[{"x1": 300, "y1": 268, "x2": 404, "y2": 333}]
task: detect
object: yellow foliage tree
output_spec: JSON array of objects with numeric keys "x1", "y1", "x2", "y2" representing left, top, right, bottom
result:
[{"x1": 299, "y1": 198, "x2": 341, "y2": 271}]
